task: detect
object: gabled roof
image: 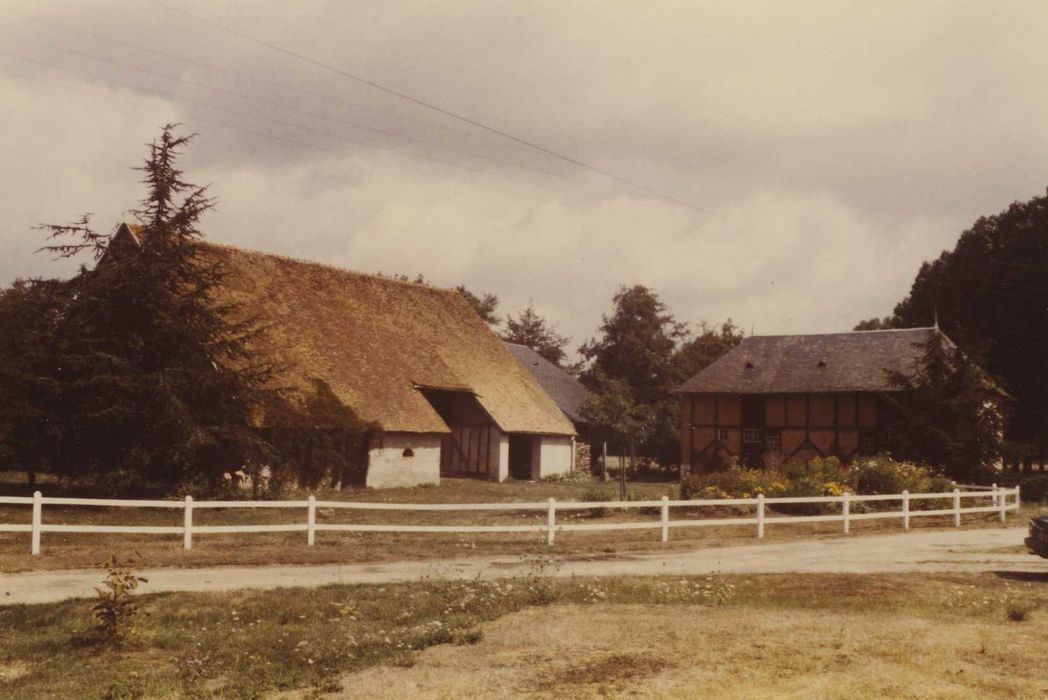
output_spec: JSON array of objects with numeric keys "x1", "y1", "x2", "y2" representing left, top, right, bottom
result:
[
  {"x1": 111, "y1": 224, "x2": 575, "y2": 436},
  {"x1": 675, "y1": 327, "x2": 949, "y2": 394},
  {"x1": 503, "y1": 342, "x2": 592, "y2": 425}
]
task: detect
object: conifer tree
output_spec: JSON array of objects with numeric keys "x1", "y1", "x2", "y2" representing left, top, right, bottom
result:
[{"x1": 40, "y1": 126, "x2": 274, "y2": 487}]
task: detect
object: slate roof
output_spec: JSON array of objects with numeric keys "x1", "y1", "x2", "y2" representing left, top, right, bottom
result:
[
  {"x1": 675, "y1": 327, "x2": 950, "y2": 394},
  {"x1": 503, "y1": 342, "x2": 592, "y2": 425},
  {"x1": 112, "y1": 224, "x2": 575, "y2": 436}
]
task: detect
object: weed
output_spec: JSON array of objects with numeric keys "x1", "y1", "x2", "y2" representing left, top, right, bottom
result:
[
  {"x1": 91, "y1": 556, "x2": 147, "y2": 645},
  {"x1": 1006, "y1": 605, "x2": 1030, "y2": 622}
]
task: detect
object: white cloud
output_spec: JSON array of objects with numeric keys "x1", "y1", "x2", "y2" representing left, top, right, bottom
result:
[{"x1": 2, "y1": 0, "x2": 1047, "y2": 357}]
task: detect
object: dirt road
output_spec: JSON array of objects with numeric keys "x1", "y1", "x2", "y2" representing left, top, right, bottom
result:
[{"x1": 2, "y1": 527, "x2": 1044, "y2": 605}]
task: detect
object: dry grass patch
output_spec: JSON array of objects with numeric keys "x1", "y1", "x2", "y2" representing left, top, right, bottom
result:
[{"x1": 329, "y1": 602, "x2": 1048, "y2": 699}]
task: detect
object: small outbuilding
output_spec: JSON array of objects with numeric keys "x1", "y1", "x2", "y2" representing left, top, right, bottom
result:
[{"x1": 504, "y1": 342, "x2": 594, "y2": 473}]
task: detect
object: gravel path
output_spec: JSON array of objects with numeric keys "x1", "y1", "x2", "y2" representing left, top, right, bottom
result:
[{"x1": 2, "y1": 527, "x2": 1044, "y2": 605}]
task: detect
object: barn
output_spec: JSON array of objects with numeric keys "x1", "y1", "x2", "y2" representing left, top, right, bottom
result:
[
  {"x1": 675, "y1": 327, "x2": 959, "y2": 472},
  {"x1": 112, "y1": 224, "x2": 576, "y2": 488}
]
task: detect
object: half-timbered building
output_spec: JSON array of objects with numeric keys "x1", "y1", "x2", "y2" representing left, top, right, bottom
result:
[{"x1": 675, "y1": 327, "x2": 954, "y2": 471}]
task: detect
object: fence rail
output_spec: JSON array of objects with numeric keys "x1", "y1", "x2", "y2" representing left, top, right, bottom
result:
[{"x1": 0, "y1": 485, "x2": 1021, "y2": 556}]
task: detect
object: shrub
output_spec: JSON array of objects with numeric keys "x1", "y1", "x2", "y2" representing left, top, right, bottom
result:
[
  {"x1": 91, "y1": 556, "x2": 147, "y2": 645},
  {"x1": 1020, "y1": 474, "x2": 1048, "y2": 503},
  {"x1": 852, "y1": 455, "x2": 939, "y2": 495}
]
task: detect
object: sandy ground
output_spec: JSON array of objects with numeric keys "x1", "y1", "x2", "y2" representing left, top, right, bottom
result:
[
  {"x1": 307, "y1": 604, "x2": 1048, "y2": 699},
  {"x1": 2, "y1": 527, "x2": 1044, "y2": 605}
]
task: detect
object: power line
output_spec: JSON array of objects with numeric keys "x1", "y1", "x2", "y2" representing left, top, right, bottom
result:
[
  {"x1": 0, "y1": 60, "x2": 570, "y2": 205},
  {"x1": 7, "y1": 7, "x2": 524, "y2": 154},
  {"x1": 0, "y1": 31, "x2": 573, "y2": 186},
  {"x1": 144, "y1": 0, "x2": 703, "y2": 212}
]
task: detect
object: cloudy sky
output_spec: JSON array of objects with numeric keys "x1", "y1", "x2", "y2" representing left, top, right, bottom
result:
[{"x1": 2, "y1": 1, "x2": 1047, "y2": 354}]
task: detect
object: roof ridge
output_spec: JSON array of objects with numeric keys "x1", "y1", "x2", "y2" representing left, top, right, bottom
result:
[
  {"x1": 747, "y1": 327, "x2": 935, "y2": 339},
  {"x1": 200, "y1": 240, "x2": 458, "y2": 295}
]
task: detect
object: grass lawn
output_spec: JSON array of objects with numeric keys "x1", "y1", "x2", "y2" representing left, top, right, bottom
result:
[
  {"x1": 0, "y1": 471, "x2": 1035, "y2": 573},
  {"x1": 1, "y1": 570, "x2": 1046, "y2": 698}
]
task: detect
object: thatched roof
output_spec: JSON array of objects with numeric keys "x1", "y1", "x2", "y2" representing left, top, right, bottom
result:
[
  {"x1": 503, "y1": 342, "x2": 592, "y2": 425},
  {"x1": 113, "y1": 224, "x2": 575, "y2": 436},
  {"x1": 675, "y1": 327, "x2": 950, "y2": 394}
]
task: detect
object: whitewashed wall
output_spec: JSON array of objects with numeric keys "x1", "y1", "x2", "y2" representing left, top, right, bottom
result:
[
  {"x1": 366, "y1": 433, "x2": 441, "y2": 488},
  {"x1": 535, "y1": 435, "x2": 573, "y2": 479},
  {"x1": 489, "y1": 430, "x2": 509, "y2": 481}
]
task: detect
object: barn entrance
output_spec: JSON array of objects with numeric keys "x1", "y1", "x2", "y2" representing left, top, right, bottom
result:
[
  {"x1": 741, "y1": 395, "x2": 765, "y2": 468},
  {"x1": 417, "y1": 387, "x2": 498, "y2": 479},
  {"x1": 508, "y1": 434, "x2": 534, "y2": 480}
]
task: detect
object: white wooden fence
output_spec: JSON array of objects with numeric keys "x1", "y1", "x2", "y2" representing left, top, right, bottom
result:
[{"x1": 0, "y1": 485, "x2": 1021, "y2": 556}]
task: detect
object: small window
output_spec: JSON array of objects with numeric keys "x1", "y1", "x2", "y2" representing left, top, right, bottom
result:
[
  {"x1": 764, "y1": 430, "x2": 782, "y2": 452},
  {"x1": 742, "y1": 428, "x2": 762, "y2": 444},
  {"x1": 402, "y1": 448, "x2": 415, "y2": 458},
  {"x1": 717, "y1": 427, "x2": 729, "y2": 441}
]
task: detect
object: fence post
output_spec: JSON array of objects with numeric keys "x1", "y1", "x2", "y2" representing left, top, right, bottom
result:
[
  {"x1": 902, "y1": 490, "x2": 910, "y2": 530},
  {"x1": 31, "y1": 491, "x2": 42, "y2": 556},
  {"x1": 546, "y1": 497, "x2": 556, "y2": 546},
  {"x1": 660, "y1": 495, "x2": 669, "y2": 543},
  {"x1": 1016, "y1": 484, "x2": 1021, "y2": 511},
  {"x1": 307, "y1": 495, "x2": 317, "y2": 546},
  {"x1": 991, "y1": 483, "x2": 998, "y2": 509},
  {"x1": 183, "y1": 495, "x2": 193, "y2": 551},
  {"x1": 842, "y1": 492, "x2": 850, "y2": 534},
  {"x1": 998, "y1": 485, "x2": 1007, "y2": 523},
  {"x1": 756, "y1": 493, "x2": 765, "y2": 539},
  {"x1": 952, "y1": 488, "x2": 961, "y2": 527}
]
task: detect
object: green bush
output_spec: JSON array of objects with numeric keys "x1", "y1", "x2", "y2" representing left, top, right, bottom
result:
[
  {"x1": 852, "y1": 455, "x2": 941, "y2": 495},
  {"x1": 1020, "y1": 474, "x2": 1048, "y2": 503}
]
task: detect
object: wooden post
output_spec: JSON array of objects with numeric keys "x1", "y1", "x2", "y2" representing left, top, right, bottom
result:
[
  {"x1": 902, "y1": 490, "x2": 910, "y2": 530},
  {"x1": 546, "y1": 497, "x2": 556, "y2": 546},
  {"x1": 998, "y1": 485, "x2": 1007, "y2": 523},
  {"x1": 307, "y1": 495, "x2": 317, "y2": 546},
  {"x1": 756, "y1": 493, "x2": 765, "y2": 539},
  {"x1": 991, "y1": 483, "x2": 998, "y2": 509},
  {"x1": 183, "y1": 495, "x2": 193, "y2": 551},
  {"x1": 602, "y1": 441, "x2": 608, "y2": 482},
  {"x1": 660, "y1": 495, "x2": 669, "y2": 543},
  {"x1": 30, "y1": 491, "x2": 42, "y2": 556},
  {"x1": 1016, "y1": 484, "x2": 1021, "y2": 510},
  {"x1": 842, "y1": 492, "x2": 850, "y2": 534},
  {"x1": 952, "y1": 488, "x2": 961, "y2": 527}
]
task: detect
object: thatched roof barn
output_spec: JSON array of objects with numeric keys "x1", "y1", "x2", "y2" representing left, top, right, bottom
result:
[{"x1": 113, "y1": 224, "x2": 575, "y2": 487}]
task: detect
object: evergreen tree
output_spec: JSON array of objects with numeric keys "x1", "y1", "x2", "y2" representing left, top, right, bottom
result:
[
  {"x1": 883, "y1": 331, "x2": 1004, "y2": 481},
  {"x1": 502, "y1": 303, "x2": 569, "y2": 366},
  {"x1": 871, "y1": 191, "x2": 1048, "y2": 448},
  {"x1": 40, "y1": 126, "x2": 275, "y2": 487},
  {"x1": 0, "y1": 279, "x2": 69, "y2": 486},
  {"x1": 456, "y1": 285, "x2": 500, "y2": 327}
]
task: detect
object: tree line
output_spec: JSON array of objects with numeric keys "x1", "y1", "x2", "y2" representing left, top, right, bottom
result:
[{"x1": 856, "y1": 189, "x2": 1048, "y2": 468}]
